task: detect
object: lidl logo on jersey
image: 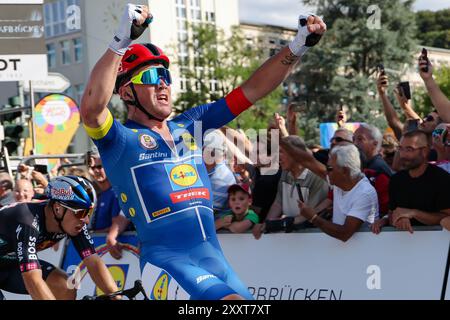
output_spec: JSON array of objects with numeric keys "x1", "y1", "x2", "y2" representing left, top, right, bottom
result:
[
  {"x1": 139, "y1": 134, "x2": 158, "y2": 150},
  {"x1": 165, "y1": 163, "x2": 203, "y2": 191},
  {"x1": 151, "y1": 270, "x2": 171, "y2": 300},
  {"x1": 95, "y1": 264, "x2": 129, "y2": 296}
]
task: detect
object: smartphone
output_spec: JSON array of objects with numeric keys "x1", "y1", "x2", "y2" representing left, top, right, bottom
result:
[
  {"x1": 377, "y1": 63, "x2": 385, "y2": 75},
  {"x1": 34, "y1": 164, "x2": 48, "y2": 175},
  {"x1": 398, "y1": 81, "x2": 411, "y2": 100},
  {"x1": 420, "y1": 48, "x2": 429, "y2": 73},
  {"x1": 377, "y1": 63, "x2": 387, "y2": 85},
  {"x1": 405, "y1": 119, "x2": 420, "y2": 132}
]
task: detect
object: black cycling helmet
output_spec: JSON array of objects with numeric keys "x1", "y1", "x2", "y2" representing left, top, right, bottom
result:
[{"x1": 45, "y1": 175, "x2": 96, "y2": 212}]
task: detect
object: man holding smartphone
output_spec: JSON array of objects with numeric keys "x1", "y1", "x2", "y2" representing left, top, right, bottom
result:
[{"x1": 418, "y1": 48, "x2": 450, "y2": 123}]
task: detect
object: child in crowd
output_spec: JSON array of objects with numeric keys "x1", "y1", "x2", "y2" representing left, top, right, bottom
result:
[{"x1": 215, "y1": 183, "x2": 259, "y2": 233}]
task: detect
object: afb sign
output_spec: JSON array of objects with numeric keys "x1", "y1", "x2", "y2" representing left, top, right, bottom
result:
[
  {"x1": 0, "y1": 1, "x2": 47, "y2": 81},
  {"x1": 23, "y1": 72, "x2": 71, "y2": 93}
]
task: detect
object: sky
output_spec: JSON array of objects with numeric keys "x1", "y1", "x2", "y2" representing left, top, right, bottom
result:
[{"x1": 239, "y1": 0, "x2": 450, "y2": 29}]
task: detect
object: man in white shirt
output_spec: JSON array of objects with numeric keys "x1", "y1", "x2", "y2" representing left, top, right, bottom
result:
[{"x1": 280, "y1": 139, "x2": 378, "y2": 242}]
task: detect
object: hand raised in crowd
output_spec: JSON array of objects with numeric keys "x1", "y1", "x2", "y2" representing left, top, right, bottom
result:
[
  {"x1": 393, "y1": 85, "x2": 408, "y2": 106},
  {"x1": 418, "y1": 52, "x2": 433, "y2": 80},
  {"x1": 376, "y1": 72, "x2": 389, "y2": 95},
  {"x1": 336, "y1": 109, "x2": 347, "y2": 127},
  {"x1": 273, "y1": 113, "x2": 289, "y2": 138},
  {"x1": 31, "y1": 171, "x2": 48, "y2": 187}
]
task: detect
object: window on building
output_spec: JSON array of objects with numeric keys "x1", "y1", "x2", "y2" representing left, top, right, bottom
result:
[
  {"x1": 74, "y1": 84, "x2": 85, "y2": 103},
  {"x1": 61, "y1": 40, "x2": 71, "y2": 65},
  {"x1": 47, "y1": 43, "x2": 56, "y2": 68},
  {"x1": 44, "y1": 0, "x2": 81, "y2": 38},
  {"x1": 205, "y1": 11, "x2": 215, "y2": 23},
  {"x1": 73, "y1": 38, "x2": 83, "y2": 63}
]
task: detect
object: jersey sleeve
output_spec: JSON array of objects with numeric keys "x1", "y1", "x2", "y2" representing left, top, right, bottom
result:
[
  {"x1": 11, "y1": 204, "x2": 42, "y2": 273},
  {"x1": 71, "y1": 225, "x2": 96, "y2": 261},
  {"x1": 15, "y1": 224, "x2": 41, "y2": 273},
  {"x1": 82, "y1": 109, "x2": 127, "y2": 168},
  {"x1": 174, "y1": 87, "x2": 253, "y2": 135}
]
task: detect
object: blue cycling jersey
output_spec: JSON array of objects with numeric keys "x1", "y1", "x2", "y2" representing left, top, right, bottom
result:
[{"x1": 85, "y1": 89, "x2": 254, "y2": 300}]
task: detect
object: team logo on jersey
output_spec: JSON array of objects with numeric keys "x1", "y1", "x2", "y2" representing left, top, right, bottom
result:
[
  {"x1": 139, "y1": 134, "x2": 158, "y2": 150},
  {"x1": 151, "y1": 271, "x2": 171, "y2": 300},
  {"x1": 170, "y1": 164, "x2": 198, "y2": 187},
  {"x1": 165, "y1": 162, "x2": 204, "y2": 191},
  {"x1": 170, "y1": 188, "x2": 210, "y2": 204},
  {"x1": 181, "y1": 133, "x2": 198, "y2": 151},
  {"x1": 151, "y1": 207, "x2": 171, "y2": 218}
]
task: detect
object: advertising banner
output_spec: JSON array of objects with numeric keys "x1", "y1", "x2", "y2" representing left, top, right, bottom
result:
[{"x1": 0, "y1": 0, "x2": 47, "y2": 81}]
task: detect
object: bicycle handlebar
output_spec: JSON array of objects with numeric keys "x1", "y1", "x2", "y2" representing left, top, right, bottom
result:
[{"x1": 82, "y1": 280, "x2": 149, "y2": 300}]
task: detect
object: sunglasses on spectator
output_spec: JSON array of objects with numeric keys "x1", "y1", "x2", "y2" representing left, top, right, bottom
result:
[
  {"x1": 89, "y1": 164, "x2": 103, "y2": 170},
  {"x1": 423, "y1": 115, "x2": 435, "y2": 122},
  {"x1": 330, "y1": 137, "x2": 353, "y2": 144},
  {"x1": 126, "y1": 67, "x2": 172, "y2": 86},
  {"x1": 59, "y1": 203, "x2": 92, "y2": 219}
]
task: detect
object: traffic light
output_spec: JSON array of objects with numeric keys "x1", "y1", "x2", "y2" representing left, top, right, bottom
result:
[
  {"x1": 1, "y1": 95, "x2": 24, "y2": 155},
  {"x1": 3, "y1": 124, "x2": 24, "y2": 155}
]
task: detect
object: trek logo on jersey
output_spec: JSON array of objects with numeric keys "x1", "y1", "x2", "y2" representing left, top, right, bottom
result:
[
  {"x1": 139, "y1": 134, "x2": 158, "y2": 150},
  {"x1": 151, "y1": 271, "x2": 171, "y2": 300},
  {"x1": 165, "y1": 163, "x2": 204, "y2": 191},
  {"x1": 181, "y1": 133, "x2": 198, "y2": 151},
  {"x1": 170, "y1": 188, "x2": 210, "y2": 204}
]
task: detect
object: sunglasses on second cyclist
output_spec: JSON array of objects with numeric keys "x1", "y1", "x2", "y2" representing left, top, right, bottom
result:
[
  {"x1": 127, "y1": 67, "x2": 172, "y2": 86},
  {"x1": 60, "y1": 203, "x2": 93, "y2": 219}
]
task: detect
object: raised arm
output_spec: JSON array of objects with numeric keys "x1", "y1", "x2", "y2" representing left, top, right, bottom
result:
[
  {"x1": 419, "y1": 53, "x2": 450, "y2": 122},
  {"x1": 393, "y1": 86, "x2": 420, "y2": 120},
  {"x1": 377, "y1": 73, "x2": 403, "y2": 140},
  {"x1": 80, "y1": 4, "x2": 151, "y2": 127},
  {"x1": 241, "y1": 15, "x2": 326, "y2": 103},
  {"x1": 280, "y1": 138, "x2": 327, "y2": 180}
]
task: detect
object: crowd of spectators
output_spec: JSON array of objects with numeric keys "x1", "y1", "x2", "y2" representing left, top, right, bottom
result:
[{"x1": 1, "y1": 51, "x2": 449, "y2": 251}]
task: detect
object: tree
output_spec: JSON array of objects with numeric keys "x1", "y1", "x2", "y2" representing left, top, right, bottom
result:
[
  {"x1": 174, "y1": 23, "x2": 282, "y2": 130},
  {"x1": 293, "y1": 0, "x2": 418, "y2": 144},
  {"x1": 416, "y1": 9, "x2": 450, "y2": 49},
  {"x1": 413, "y1": 65, "x2": 450, "y2": 117}
]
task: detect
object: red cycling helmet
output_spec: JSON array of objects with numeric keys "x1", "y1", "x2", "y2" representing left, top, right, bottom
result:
[{"x1": 115, "y1": 43, "x2": 170, "y2": 93}]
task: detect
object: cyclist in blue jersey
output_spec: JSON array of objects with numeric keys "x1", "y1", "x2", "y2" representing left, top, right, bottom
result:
[{"x1": 80, "y1": 4, "x2": 326, "y2": 300}]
